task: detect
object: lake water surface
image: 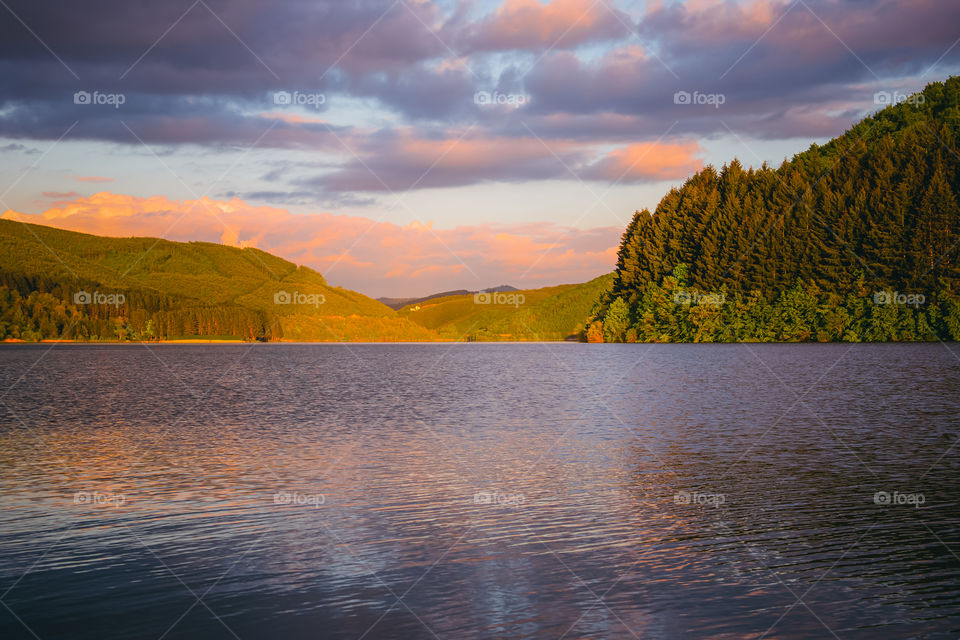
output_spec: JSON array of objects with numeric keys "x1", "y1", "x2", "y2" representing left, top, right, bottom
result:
[{"x1": 1, "y1": 343, "x2": 959, "y2": 639}]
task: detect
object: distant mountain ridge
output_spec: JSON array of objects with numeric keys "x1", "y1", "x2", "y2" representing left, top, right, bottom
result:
[
  {"x1": 397, "y1": 275, "x2": 612, "y2": 341},
  {"x1": 378, "y1": 285, "x2": 519, "y2": 310}
]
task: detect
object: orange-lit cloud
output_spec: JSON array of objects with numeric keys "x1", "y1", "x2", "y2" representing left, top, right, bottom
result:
[
  {"x1": 318, "y1": 130, "x2": 701, "y2": 191},
  {"x1": 2, "y1": 192, "x2": 620, "y2": 298},
  {"x1": 586, "y1": 141, "x2": 704, "y2": 182},
  {"x1": 647, "y1": 0, "x2": 779, "y2": 43},
  {"x1": 462, "y1": 0, "x2": 632, "y2": 51},
  {"x1": 73, "y1": 176, "x2": 115, "y2": 183}
]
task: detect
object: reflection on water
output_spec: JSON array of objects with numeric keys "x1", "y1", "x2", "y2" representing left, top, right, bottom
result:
[{"x1": 1, "y1": 343, "x2": 959, "y2": 639}]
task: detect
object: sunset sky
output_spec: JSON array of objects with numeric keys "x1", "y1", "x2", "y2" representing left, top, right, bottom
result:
[{"x1": 1, "y1": 0, "x2": 958, "y2": 297}]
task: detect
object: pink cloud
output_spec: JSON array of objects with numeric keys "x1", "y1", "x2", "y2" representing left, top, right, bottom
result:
[
  {"x1": 319, "y1": 128, "x2": 701, "y2": 191},
  {"x1": 642, "y1": 0, "x2": 960, "y2": 66},
  {"x1": 461, "y1": 0, "x2": 632, "y2": 52},
  {"x1": 2, "y1": 192, "x2": 620, "y2": 298},
  {"x1": 585, "y1": 141, "x2": 704, "y2": 181},
  {"x1": 72, "y1": 176, "x2": 114, "y2": 183}
]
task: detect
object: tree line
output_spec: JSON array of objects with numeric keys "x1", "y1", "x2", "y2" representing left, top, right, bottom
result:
[
  {"x1": 0, "y1": 271, "x2": 280, "y2": 341},
  {"x1": 587, "y1": 264, "x2": 960, "y2": 343}
]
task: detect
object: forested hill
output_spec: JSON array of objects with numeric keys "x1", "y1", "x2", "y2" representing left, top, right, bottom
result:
[
  {"x1": 398, "y1": 273, "x2": 614, "y2": 341},
  {"x1": 593, "y1": 76, "x2": 960, "y2": 343},
  {"x1": 0, "y1": 220, "x2": 438, "y2": 342}
]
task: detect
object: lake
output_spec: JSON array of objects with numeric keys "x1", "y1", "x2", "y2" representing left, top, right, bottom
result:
[{"x1": 1, "y1": 343, "x2": 959, "y2": 639}]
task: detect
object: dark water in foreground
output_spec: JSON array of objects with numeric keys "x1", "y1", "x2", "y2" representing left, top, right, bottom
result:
[{"x1": 1, "y1": 343, "x2": 959, "y2": 639}]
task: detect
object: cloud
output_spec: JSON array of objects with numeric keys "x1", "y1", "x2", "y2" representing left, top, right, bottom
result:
[
  {"x1": 73, "y1": 176, "x2": 115, "y2": 183},
  {"x1": 640, "y1": 0, "x2": 960, "y2": 67},
  {"x1": 584, "y1": 141, "x2": 703, "y2": 182},
  {"x1": 309, "y1": 132, "x2": 585, "y2": 192},
  {"x1": 41, "y1": 191, "x2": 80, "y2": 199},
  {"x1": 0, "y1": 0, "x2": 958, "y2": 191},
  {"x1": 2, "y1": 192, "x2": 621, "y2": 297},
  {"x1": 0, "y1": 142, "x2": 40, "y2": 154},
  {"x1": 2, "y1": 0, "x2": 955, "y2": 144},
  {"x1": 0, "y1": 96, "x2": 349, "y2": 148},
  {"x1": 301, "y1": 130, "x2": 705, "y2": 191},
  {"x1": 515, "y1": 1, "x2": 960, "y2": 139},
  {"x1": 458, "y1": 0, "x2": 633, "y2": 52},
  {"x1": 0, "y1": 0, "x2": 446, "y2": 89}
]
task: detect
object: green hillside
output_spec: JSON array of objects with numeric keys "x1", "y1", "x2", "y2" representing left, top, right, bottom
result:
[
  {"x1": 0, "y1": 219, "x2": 438, "y2": 342},
  {"x1": 399, "y1": 273, "x2": 614, "y2": 341},
  {"x1": 593, "y1": 76, "x2": 960, "y2": 343}
]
